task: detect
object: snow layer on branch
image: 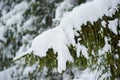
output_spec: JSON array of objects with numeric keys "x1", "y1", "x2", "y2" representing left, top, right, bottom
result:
[
  {"x1": 32, "y1": 27, "x2": 73, "y2": 72},
  {"x1": 14, "y1": 0, "x2": 119, "y2": 73}
]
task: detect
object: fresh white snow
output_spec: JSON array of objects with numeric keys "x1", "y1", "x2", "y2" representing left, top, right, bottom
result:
[
  {"x1": 76, "y1": 43, "x2": 88, "y2": 59},
  {"x1": 101, "y1": 21, "x2": 106, "y2": 28},
  {"x1": 108, "y1": 19, "x2": 118, "y2": 34},
  {"x1": 14, "y1": 0, "x2": 119, "y2": 75}
]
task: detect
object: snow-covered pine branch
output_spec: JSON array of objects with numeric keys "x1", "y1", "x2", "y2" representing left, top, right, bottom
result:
[{"x1": 14, "y1": 0, "x2": 120, "y2": 79}]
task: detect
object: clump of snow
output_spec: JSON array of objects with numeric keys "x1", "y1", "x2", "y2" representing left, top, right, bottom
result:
[
  {"x1": 108, "y1": 19, "x2": 118, "y2": 34},
  {"x1": 76, "y1": 43, "x2": 88, "y2": 59},
  {"x1": 99, "y1": 37, "x2": 111, "y2": 56},
  {"x1": 101, "y1": 21, "x2": 106, "y2": 28},
  {"x1": 14, "y1": 27, "x2": 74, "y2": 73},
  {"x1": 14, "y1": 0, "x2": 119, "y2": 73}
]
